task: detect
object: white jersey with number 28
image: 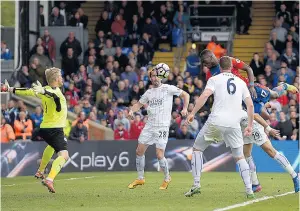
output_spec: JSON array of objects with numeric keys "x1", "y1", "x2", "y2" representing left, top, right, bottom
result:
[
  {"x1": 205, "y1": 72, "x2": 251, "y2": 129},
  {"x1": 139, "y1": 84, "x2": 183, "y2": 127}
]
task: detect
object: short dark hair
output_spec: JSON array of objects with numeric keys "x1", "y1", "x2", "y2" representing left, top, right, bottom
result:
[
  {"x1": 199, "y1": 49, "x2": 218, "y2": 68},
  {"x1": 219, "y1": 56, "x2": 232, "y2": 70}
]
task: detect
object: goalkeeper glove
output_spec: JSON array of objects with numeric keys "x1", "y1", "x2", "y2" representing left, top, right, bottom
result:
[{"x1": 32, "y1": 81, "x2": 45, "y2": 95}]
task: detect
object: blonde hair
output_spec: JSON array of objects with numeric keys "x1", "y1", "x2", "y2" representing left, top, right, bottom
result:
[{"x1": 45, "y1": 67, "x2": 61, "y2": 84}]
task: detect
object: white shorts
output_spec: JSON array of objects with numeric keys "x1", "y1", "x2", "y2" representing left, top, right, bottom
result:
[
  {"x1": 138, "y1": 124, "x2": 169, "y2": 150},
  {"x1": 243, "y1": 123, "x2": 268, "y2": 146},
  {"x1": 194, "y1": 122, "x2": 243, "y2": 150}
]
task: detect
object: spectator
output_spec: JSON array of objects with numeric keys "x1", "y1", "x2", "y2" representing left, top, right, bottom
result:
[
  {"x1": 41, "y1": 29, "x2": 56, "y2": 63},
  {"x1": 1, "y1": 114, "x2": 15, "y2": 143},
  {"x1": 61, "y1": 47, "x2": 79, "y2": 79},
  {"x1": 72, "y1": 111, "x2": 89, "y2": 130},
  {"x1": 86, "y1": 55, "x2": 96, "y2": 74},
  {"x1": 14, "y1": 111, "x2": 33, "y2": 140},
  {"x1": 186, "y1": 48, "x2": 200, "y2": 77},
  {"x1": 128, "y1": 15, "x2": 142, "y2": 46},
  {"x1": 65, "y1": 83, "x2": 80, "y2": 107},
  {"x1": 264, "y1": 65, "x2": 275, "y2": 89},
  {"x1": 103, "y1": 61, "x2": 114, "y2": 78},
  {"x1": 176, "y1": 124, "x2": 194, "y2": 139},
  {"x1": 142, "y1": 17, "x2": 159, "y2": 47},
  {"x1": 49, "y1": 7, "x2": 64, "y2": 26},
  {"x1": 114, "y1": 46, "x2": 128, "y2": 71},
  {"x1": 113, "y1": 80, "x2": 130, "y2": 105},
  {"x1": 292, "y1": 14, "x2": 299, "y2": 34},
  {"x1": 60, "y1": 32, "x2": 82, "y2": 57},
  {"x1": 173, "y1": 5, "x2": 191, "y2": 31},
  {"x1": 271, "y1": 19, "x2": 288, "y2": 43},
  {"x1": 59, "y1": 1, "x2": 71, "y2": 26},
  {"x1": 276, "y1": 112, "x2": 294, "y2": 140},
  {"x1": 236, "y1": 1, "x2": 251, "y2": 34},
  {"x1": 89, "y1": 65, "x2": 106, "y2": 91},
  {"x1": 111, "y1": 14, "x2": 126, "y2": 47},
  {"x1": 97, "y1": 93, "x2": 111, "y2": 114},
  {"x1": 30, "y1": 106, "x2": 43, "y2": 128},
  {"x1": 276, "y1": 3, "x2": 292, "y2": 24},
  {"x1": 250, "y1": 53, "x2": 264, "y2": 77},
  {"x1": 103, "y1": 39, "x2": 116, "y2": 56},
  {"x1": 94, "y1": 30, "x2": 106, "y2": 50},
  {"x1": 40, "y1": 5, "x2": 45, "y2": 27},
  {"x1": 158, "y1": 16, "x2": 172, "y2": 48},
  {"x1": 114, "y1": 122, "x2": 129, "y2": 140},
  {"x1": 266, "y1": 51, "x2": 281, "y2": 74},
  {"x1": 77, "y1": 64, "x2": 88, "y2": 82},
  {"x1": 30, "y1": 46, "x2": 52, "y2": 69},
  {"x1": 84, "y1": 47, "x2": 97, "y2": 66},
  {"x1": 17, "y1": 65, "x2": 32, "y2": 88},
  {"x1": 121, "y1": 65, "x2": 138, "y2": 86},
  {"x1": 169, "y1": 111, "x2": 179, "y2": 138},
  {"x1": 113, "y1": 109, "x2": 130, "y2": 131},
  {"x1": 77, "y1": 8, "x2": 88, "y2": 29},
  {"x1": 29, "y1": 57, "x2": 47, "y2": 85},
  {"x1": 281, "y1": 47, "x2": 299, "y2": 70},
  {"x1": 97, "y1": 49, "x2": 107, "y2": 69},
  {"x1": 96, "y1": 84, "x2": 113, "y2": 106},
  {"x1": 270, "y1": 31, "x2": 285, "y2": 53},
  {"x1": 285, "y1": 34, "x2": 299, "y2": 52},
  {"x1": 30, "y1": 37, "x2": 47, "y2": 58},
  {"x1": 129, "y1": 84, "x2": 142, "y2": 102},
  {"x1": 129, "y1": 113, "x2": 145, "y2": 140},
  {"x1": 1, "y1": 41, "x2": 12, "y2": 60},
  {"x1": 3, "y1": 100, "x2": 17, "y2": 126},
  {"x1": 137, "y1": 44, "x2": 149, "y2": 66},
  {"x1": 206, "y1": 36, "x2": 226, "y2": 59},
  {"x1": 69, "y1": 120, "x2": 88, "y2": 143},
  {"x1": 269, "y1": 112, "x2": 279, "y2": 128},
  {"x1": 140, "y1": 33, "x2": 154, "y2": 61},
  {"x1": 278, "y1": 61, "x2": 295, "y2": 79},
  {"x1": 95, "y1": 11, "x2": 112, "y2": 36},
  {"x1": 274, "y1": 66, "x2": 293, "y2": 86},
  {"x1": 69, "y1": 11, "x2": 83, "y2": 27}
]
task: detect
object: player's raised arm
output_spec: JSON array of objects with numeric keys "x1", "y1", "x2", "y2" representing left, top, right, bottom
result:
[
  {"x1": 2, "y1": 79, "x2": 42, "y2": 97},
  {"x1": 232, "y1": 58, "x2": 257, "y2": 99}
]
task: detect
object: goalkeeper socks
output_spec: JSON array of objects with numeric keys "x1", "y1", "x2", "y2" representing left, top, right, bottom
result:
[
  {"x1": 236, "y1": 159, "x2": 252, "y2": 193},
  {"x1": 136, "y1": 155, "x2": 145, "y2": 180},
  {"x1": 47, "y1": 156, "x2": 66, "y2": 181},
  {"x1": 272, "y1": 84, "x2": 288, "y2": 97},
  {"x1": 274, "y1": 151, "x2": 297, "y2": 178},
  {"x1": 38, "y1": 145, "x2": 55, "y2": 173},
  {"x1": 246, "y1": 156, "x2": 260, "y2": 185},
  {"x1": 158, "y1": 157, "x2": 170, "y2": 181},
  {"x1": 192, "y1": 151, "x2": 203, "y2": 187}
]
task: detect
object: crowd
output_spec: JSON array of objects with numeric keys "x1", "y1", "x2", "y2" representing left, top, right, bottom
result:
[{"x1": 1, "y1": 1, "x2": 299, "y2": 142}]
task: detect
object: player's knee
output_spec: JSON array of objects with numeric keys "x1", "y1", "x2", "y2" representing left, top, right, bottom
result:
[
  {"x1": 265, "y1": 147, "x2": 276, "y2": 158},
  {"x1": 231, "y1": 147, "x2": 244, "y2": 161},
  {"x1": 136, "y1": 148, "x2": 144, "y2": 156},
  {"x1": 156, "y1": 150, "x2": 164, "y2": 160}
]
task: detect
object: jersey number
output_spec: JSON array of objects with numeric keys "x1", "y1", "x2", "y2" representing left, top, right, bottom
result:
[
  {"x1": 227, "y1": 78, "x2": 236, "y2": 95},
  {"x1": 159, "y1": 131, "x2": 167, "y2": 139},
  {"x1": 261, "y1": 90, "x2": 268, "y2": 98}
]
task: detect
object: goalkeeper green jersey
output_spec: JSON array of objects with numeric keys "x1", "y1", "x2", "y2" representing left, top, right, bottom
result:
[{"x1": 14, "y1": 86, "x2": 67, "y2": 128}]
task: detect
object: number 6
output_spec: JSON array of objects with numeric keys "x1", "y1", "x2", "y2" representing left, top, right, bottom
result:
[{"x1": 227, "y1": 78, "x2": 236, "y2": 95}]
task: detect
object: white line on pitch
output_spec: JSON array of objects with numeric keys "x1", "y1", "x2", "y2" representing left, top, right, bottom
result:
[{"x1": 213, "y1": 191, "x2": 295, "y2": 211}]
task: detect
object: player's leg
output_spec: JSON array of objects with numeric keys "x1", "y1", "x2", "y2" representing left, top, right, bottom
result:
[
  {"x1": 243, "y1": 144, "x2": 262, "y2": 192},
  {"x1": 128, "y1": 126, "x2": 152, "y2": 189},
  {"x1": 156, "y1": 148, "x2": 171, "y2": 189},
  {"x1": 35, "y1": 145, "x2": 55, "y2": 179},
  {"x1": 271, "y1": 83, "x2": 298, "y2": 99},
  {"x1": 225, "y1": 127, "x2": 254, "y2": 198},
  {"x1": 185, "y1": 124, "x2": 211, "y2": 197},
  {"x1": 128, "y1": 143, "x2": 148, "y2": 189},
  {"x1": 41, "y1": 128, "x2": 68, "y2": 193},
  {"x1": 260, "y1": 140, "x2": 299, "y2": 192}
]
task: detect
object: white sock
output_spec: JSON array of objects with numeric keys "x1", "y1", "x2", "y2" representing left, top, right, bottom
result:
[
  {"x1": 158, "y1": 157, "x2": 170, "y2": 181},
  {"x1": 246, "y1": 156, "x2": 259, "y2": 185},
  {"x1": 136, "y1": 155, "x2": 145, "y2": 180},
  {"x1": 192, "y1": 151, "x2": 203, "y2": 187},
  {"x1": 274, "y1": 151, "x2": 297, "y2": 178},
  {"x1": 236, "y1": 159, "x2": 253, "y2": 194}
]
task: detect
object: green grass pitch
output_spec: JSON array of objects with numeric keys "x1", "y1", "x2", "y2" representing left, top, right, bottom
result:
[{"x1": 2, "y1": 172, "x2": 299, "y2": 211}]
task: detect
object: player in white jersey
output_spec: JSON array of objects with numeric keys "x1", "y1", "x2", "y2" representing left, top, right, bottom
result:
[
  {"x1": 184, "y1": 56, "x2": 255, "y2": 198},
  {"x1": 127, "y1": 67, "x2": 190, "y2": 190},
  {"x1": 240, "y1": 111, "x2": 300, "y2": 193}
]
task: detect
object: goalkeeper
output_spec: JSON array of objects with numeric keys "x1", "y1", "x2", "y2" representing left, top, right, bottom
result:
[{"x1": 3, "y1": 67, "x2": 69, "y2": 193}]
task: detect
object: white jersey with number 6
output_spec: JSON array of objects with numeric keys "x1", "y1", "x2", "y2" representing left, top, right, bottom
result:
[
  {"x1": 205, "y1": 72, "x2": 251, "y2": 129},
  {"x1": 139, "y1": 84, "x2": 183, "y2": 127}
]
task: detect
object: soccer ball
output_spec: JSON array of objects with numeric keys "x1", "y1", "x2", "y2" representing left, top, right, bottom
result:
[{"x1": 155, "y1": 63, "x2": 170, "y2": 79}]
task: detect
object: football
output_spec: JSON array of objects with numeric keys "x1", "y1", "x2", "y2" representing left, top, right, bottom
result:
[{"x1": 155, "y1": 63, "x2": 170, "y2": 79}]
